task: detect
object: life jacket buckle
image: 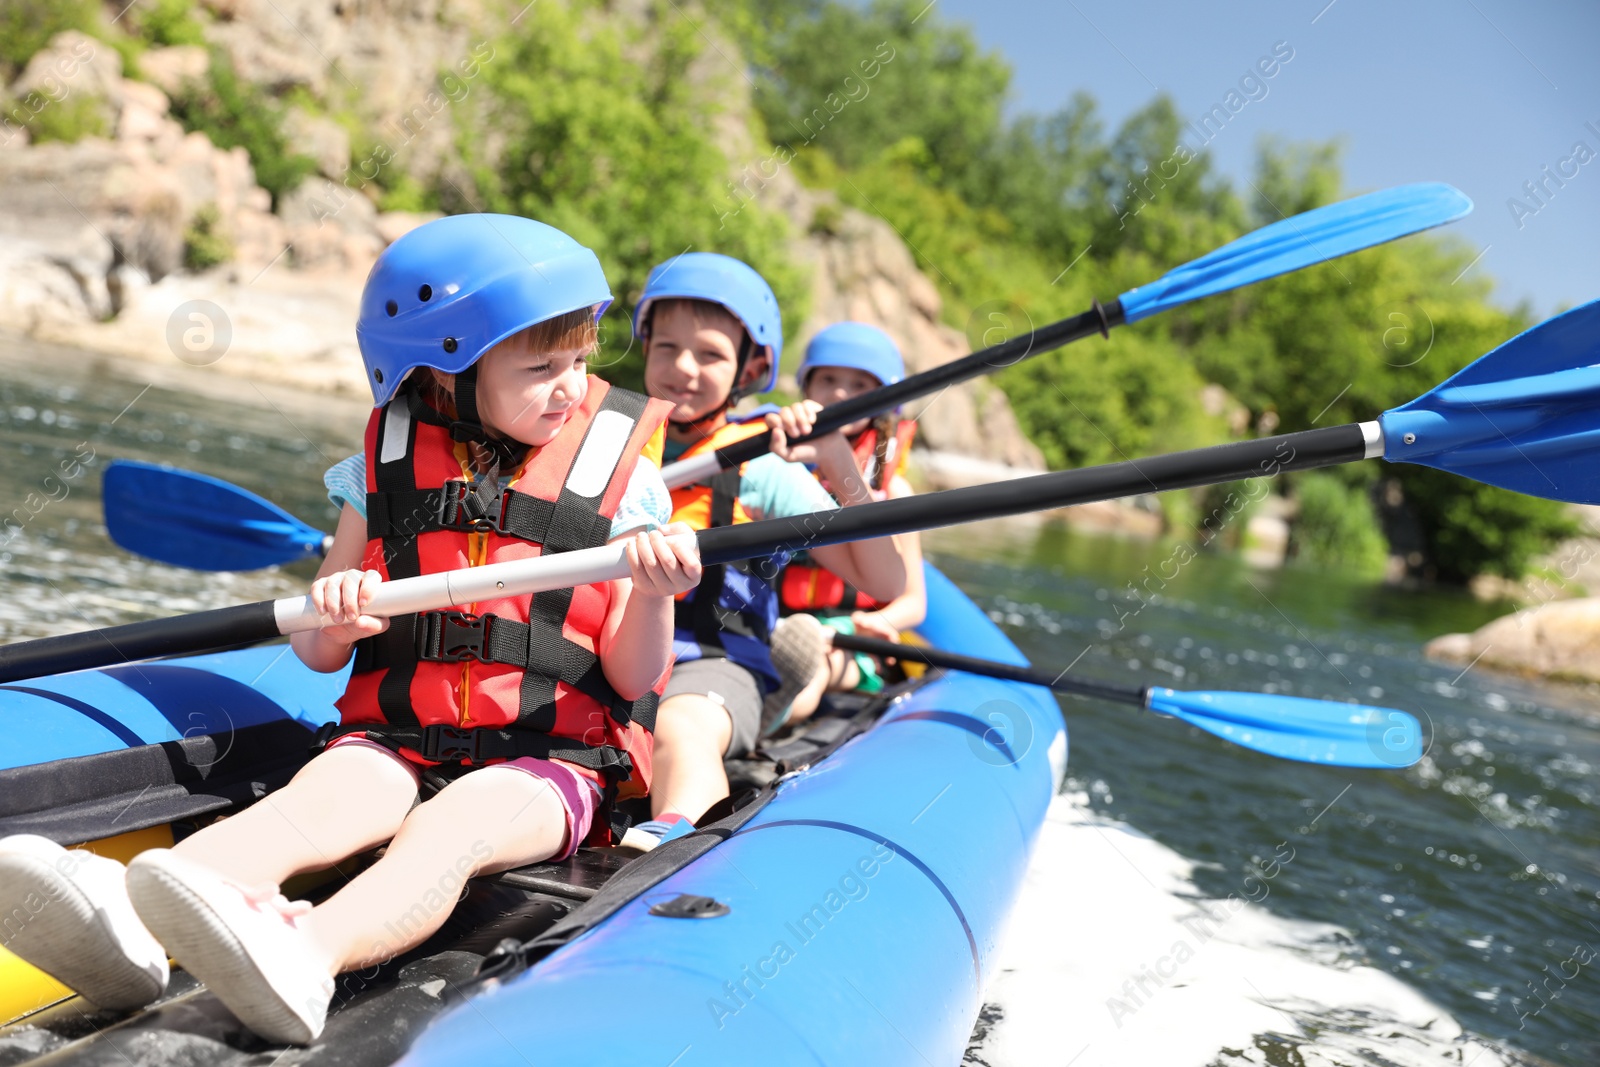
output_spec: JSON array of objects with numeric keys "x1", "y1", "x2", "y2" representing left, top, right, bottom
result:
[
  {"x1": 418, "y1": 610, "x2": 491, "y2": 662},
  {"x1": 419, "y1": 724, "x2": 484, "y2": 763},
  {"x1": 442, "y1": 480, "x2": 507, "y2": 534}
]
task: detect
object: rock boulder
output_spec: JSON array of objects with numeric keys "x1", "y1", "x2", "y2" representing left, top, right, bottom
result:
[{"x1": 1424, "y1": 598, "x2": 1600, "y2": 683}]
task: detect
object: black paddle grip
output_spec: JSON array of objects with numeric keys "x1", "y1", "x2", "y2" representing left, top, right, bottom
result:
[
  {"x1": 0, "y1": 600, "x2": 282, "y2": 684},
  {"x1": 710, "y1": 302, "x2": 1123, "y2": 471},
  {"x1": 695, "y1": 422, "x2": 1370, "y2": 566}
]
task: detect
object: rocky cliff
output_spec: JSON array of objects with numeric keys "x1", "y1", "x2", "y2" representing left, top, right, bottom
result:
[{"x1": 0, "y1": 0, "x2": 1046, "y2": 484}]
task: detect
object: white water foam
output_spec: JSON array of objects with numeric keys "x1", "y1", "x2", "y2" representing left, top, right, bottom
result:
[{"x1": 968, "y1": 792, "x2": 1525, "y2": 1067}]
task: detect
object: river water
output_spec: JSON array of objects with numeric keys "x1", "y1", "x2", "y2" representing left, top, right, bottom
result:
[{"x1": 1, "y1": 337, "x2": 1596, "y2": 1066}]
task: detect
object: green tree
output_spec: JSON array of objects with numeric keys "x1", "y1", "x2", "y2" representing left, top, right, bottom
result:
[
  {"x1": 461, "y1": 0, "x2": 806, "y2": 391},
  {"x1": 748, "y1": 0, "x2": 1009, "y2": 188}
]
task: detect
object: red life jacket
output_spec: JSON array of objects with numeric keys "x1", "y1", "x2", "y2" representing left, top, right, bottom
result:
[
  {"x1": 333, "y1": 377, "x2": 671, "y2": 807},
  {"x1": 779, "y1": 419, "x2": 917, "y2": 616}
]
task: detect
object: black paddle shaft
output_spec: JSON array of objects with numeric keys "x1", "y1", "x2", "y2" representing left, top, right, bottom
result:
[
  {"x1": 829, "y1": 631, "x2": 1146, "y2": 707},
  {"x1": 709, "y1": 301, "x2": 1124, "y2": 471},
  {"x1": 697, "y1": 422, "x2": 1370, "y2": 566},
  {"x1": 0, "y1": 602, "x2": 280, "y2": 684},
  {"x1": 0, "y1": 422, "x2": 1365, "y2": 685}
]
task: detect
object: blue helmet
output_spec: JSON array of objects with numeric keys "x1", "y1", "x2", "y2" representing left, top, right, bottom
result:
[
  {"x1": 356, "y1": 213, "x2": 612, "y2": 407},
  {"x1": 633, "y1": 252, "x2": 783, "y2": 397},
  {"x1": 797, "y1": 322, "x2": 904, "y2": 391}
]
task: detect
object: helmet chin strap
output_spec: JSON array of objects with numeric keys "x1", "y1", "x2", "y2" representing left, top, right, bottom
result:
[{"x1": 449, "y1": 361, "x2": 529, "y2": 471}]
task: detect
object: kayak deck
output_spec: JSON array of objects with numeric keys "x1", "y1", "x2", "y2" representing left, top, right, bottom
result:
[{"x1": 0, "y1": 675, "x2": 918, "y2": 1065}]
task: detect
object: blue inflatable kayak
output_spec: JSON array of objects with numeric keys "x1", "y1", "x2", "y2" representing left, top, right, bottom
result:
[{"x1": 0, "y1": 563, "x2": 1066, "y2": 1065}]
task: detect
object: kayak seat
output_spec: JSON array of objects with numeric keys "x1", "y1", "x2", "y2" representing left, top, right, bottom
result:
[{"x1": 0, "y1": 720, "x2": 318, "y2": 846}]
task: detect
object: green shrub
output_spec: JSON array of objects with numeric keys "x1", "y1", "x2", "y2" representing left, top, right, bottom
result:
[
  {"x1": 131, "y1": 0, "x2": 207, "y2": 47},
  {"x1": 1289, "y1": 472, "x2": 1389, "y2": 578},
  {"x1": 183, "y1": 204, "x2": 233, "y2": 270},
  {"x1": 0, "y1": 0, "x2": 98, "y2": 81},
  {"x1": 1188, "y1": 480, "x2": 1265, "y2": 551},
  {"x1": 462, "y1": 0, "x2": 807, "y2": 392},
  {"x1": 168, "y1": 48, "x2": 315, "y2": 208},
  {"x1": 376, "y1": 173, "x2": 436, "y2": 213},
  {"x1": 1396, "y1": 470, "x2": 1579, "y2": 582},
  {"x1": 23, "y1": 91, "x2": 108, "y2": 143}
]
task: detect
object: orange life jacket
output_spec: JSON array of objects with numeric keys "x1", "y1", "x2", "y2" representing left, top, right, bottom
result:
[
  {"x1": 780, "y1": 419, "x2": 917, "y2": 616},
  {"x1": 333, "y1": 378, "x2": 670, "y2": 806},
  {"x1": 668, "y1": 417, "x2": 784, "y2": 689},
  {"x1": 667, "y1": 419, "x2": 765, "y2": 529}
]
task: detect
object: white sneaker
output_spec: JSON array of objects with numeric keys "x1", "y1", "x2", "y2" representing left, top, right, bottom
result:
[
  {"x1": 0, "y1": 834, "x2": 168, "y2": 1010},
  {"x1": 126, "y1": 850, "x2": 334, "y2": 1045}
]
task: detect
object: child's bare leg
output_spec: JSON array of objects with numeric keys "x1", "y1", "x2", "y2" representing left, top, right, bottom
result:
[
  {"x1": 649, "y1": 693, "x2": 732, "y2": 822},
  {"x1": 173, "y1": 744, "x2": 418, "y2": 886},
  {"x1": 301, "y1": 764, "x2": 570, "y2": 972},
  {"x1": 782, "y1": 666, "x2": 830, "y2": 727}
]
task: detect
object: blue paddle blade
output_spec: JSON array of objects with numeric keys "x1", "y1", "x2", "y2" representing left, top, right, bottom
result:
[
  {"x1": 1146, "y1": 687, "x2": 1423, "y2": 769},
  {"x1": 1117, "y1": 183, "x2": 1473, "y2": 324},
  {"x1": 1380, "y1": 300, "x2": 1600, "y2": 504},
  {"x1": 103, "y1": 460, "x2": 326, "y2": 571}
]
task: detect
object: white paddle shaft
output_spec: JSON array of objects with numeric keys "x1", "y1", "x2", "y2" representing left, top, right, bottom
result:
[
  {"x1": 270, "y1": 533, "x2": 698, "y2": 634},
  {"x1": 660, "y1": 451, "x2": 722, "y2": 491}
]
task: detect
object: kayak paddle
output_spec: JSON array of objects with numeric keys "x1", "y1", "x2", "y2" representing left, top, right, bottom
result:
[
  {"x1": 11, "y1": 299, "x2": 1596, "y2": 683},
  {"x1": 827, "y1": 632, "x2": 1421, "y2": 769},
  {"x1": 662, "y1": 181, "x2": 1474, "y2": 489},
  {"x1": 103, "y1": 461, "x2": 330, "y2": 571}
]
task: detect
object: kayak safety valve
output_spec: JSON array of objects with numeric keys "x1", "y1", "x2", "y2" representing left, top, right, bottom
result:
[{"x1": 649, "y1": 894, "x2": 730, "y2": 919}]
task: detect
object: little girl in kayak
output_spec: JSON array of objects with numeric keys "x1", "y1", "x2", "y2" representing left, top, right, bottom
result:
[
  {"x1": 628, "y1": 254, "x2": 906, "y2": 846},
  {"x1": 763, "y1": 322, "x2": 927, "y2": 731},
  {"x1": 0, "y1": 214, "x2": 695, "y2": 1044}
]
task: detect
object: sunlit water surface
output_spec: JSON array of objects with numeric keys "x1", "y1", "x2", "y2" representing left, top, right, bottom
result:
[{"x1": 1, "y1": 338, "x2": 1596, "y2": 1065}]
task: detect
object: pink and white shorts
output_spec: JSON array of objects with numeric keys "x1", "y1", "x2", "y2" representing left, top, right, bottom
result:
[{"x1": 326, "y1": 735, "x2": 602, "y2": 860}]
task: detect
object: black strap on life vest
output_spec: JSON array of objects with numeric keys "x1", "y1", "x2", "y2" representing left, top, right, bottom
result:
[
  {"x1": 365, "y1": 481, "x2": 612, "y2": 548},
  {"x1": 351, "y1": 610, "x2": 656, "y2": 732},
  {"x1": 352, "y1": 384, "x2": 655, "y2": 755},
  {"x1": 673, "y1": 467, "x2": 772, "y2": 653},
  {"x1": 311, "y1": 720, "x2": 635, "y2": 782}
]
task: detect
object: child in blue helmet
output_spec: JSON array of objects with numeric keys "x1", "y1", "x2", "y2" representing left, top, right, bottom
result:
[
  {"x1": 0, "y1": 215, "x2": 699, "y2": 1044},
  {"x1": 765, "y1": 322, "x2": 928, "y2": 730},
  {"x1": 626, "y1": 254, "x2": 907, "y2": 845}
]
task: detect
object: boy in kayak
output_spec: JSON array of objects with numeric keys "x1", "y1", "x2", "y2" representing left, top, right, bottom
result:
[
  {"x1": 764, "y1": 323, "x2": 927, "y2": 730},
  {"x1": 627, "y1": 254, "x2": 906, "y2": 846},
  {"x1": 0, "y1": 215, "x2": 697, "y2": 1044}
]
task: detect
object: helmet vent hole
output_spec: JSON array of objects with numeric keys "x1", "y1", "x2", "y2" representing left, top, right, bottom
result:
[
  {"x1": 442, "y1": 337, "x2": 458, "y2": 353},
  {"x1": 374, "y1": 368, "x2": 385, "y2": 384},
  {"x1": 385, "y1": 300, "x2": 397, "y2": 317},
  {"x1": 418, "y1": 284, "x2": 433, "y2": 302}
]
